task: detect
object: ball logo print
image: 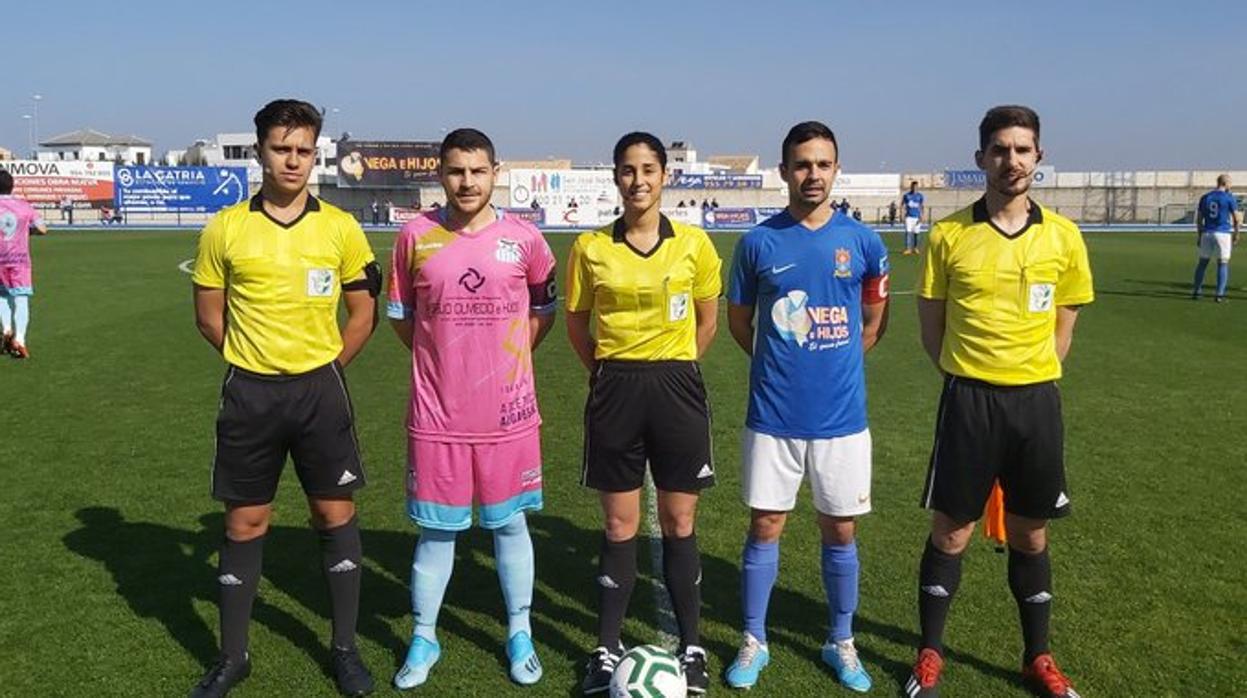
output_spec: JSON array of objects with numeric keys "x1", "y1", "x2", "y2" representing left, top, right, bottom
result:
[
  {"x1": 609, "y1": 645, "x2": 687, "y2": 698},
  {"x1": 771, "y1": 290, "x2": 812, "y2": 346}
]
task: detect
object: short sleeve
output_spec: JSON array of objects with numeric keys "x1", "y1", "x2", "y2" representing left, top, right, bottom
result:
[
  {"x1": 1230, "y1": 195, "x2": 1239, "y2": 213},
  {"x1": 191, "y1": 213, "x2": 227, "y2": 289},
  {"x1": 524, "y1": 226, "x2": 558, "y2": 314},
  {"x1": 564, "y1": 235, "x2": 594, "y2": 313},
  {"x1": 1056, "y1": 227, "x2": 1095, "y2": 306},
  {"x1": 917, "y1": 223, "x2": 948, "y2": 300},
  {"x1": 339, "y1": 217, "x2": 375, "y2": 283},
  {"x1": 386, "y1": 225, "x2": 415, "y2": 320},
  {"x1": 726, "y1": 234, "x2": 758, "y2": 306},
  {"x1": 692, "y1": 230, "x2": 723, "y2": 301},
  {"x1": 864, "y1": 230, "x2": 890, "y2": 280}
]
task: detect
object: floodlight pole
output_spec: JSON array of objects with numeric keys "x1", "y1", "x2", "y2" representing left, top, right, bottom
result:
[{"x1": 32, "y1": 94, "x2": 42, "y2": 155}]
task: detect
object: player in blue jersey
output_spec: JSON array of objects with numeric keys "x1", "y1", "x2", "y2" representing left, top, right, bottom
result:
[
  {"x1": 723, "y1": 121, "x2": 890, "y2": 692},
  {"x1": 901, "y1": 181, "x2": 925, "y2": 255},
  {"x1": 1191, "y1": 174, "x2": 1239, "y2": 302}
]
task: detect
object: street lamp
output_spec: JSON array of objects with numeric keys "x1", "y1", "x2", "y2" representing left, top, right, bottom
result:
[
  {"x1": 22, "y1": 115, "x2": 33, "y2": 158},
  {"x1": 32, "y1": 94, "x2": 42, "y2": 153}
]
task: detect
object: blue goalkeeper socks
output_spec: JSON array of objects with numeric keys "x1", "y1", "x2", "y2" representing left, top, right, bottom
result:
[
  {"x1": 1216, "y1": 261, "x2": 1229, "y2": 298},
  {"x1": 741, "y1": 537, "x2": 779, "y2": 643}
]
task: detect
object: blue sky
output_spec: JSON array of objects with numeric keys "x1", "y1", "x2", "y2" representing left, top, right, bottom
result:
[{"x1": 5, "y1": 0, "x2": 1244, "y2": 170}]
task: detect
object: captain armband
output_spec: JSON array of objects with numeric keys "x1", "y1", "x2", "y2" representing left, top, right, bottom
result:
[{"x1": 342, "y1": 261, "x2": 383, "y2": 297}]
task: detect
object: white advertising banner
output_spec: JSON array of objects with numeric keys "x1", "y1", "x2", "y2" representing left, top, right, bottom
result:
[
  {"x1": 830, "y1": 173, "x2": 900, "y2": 197},
  {"x1": 508, "y1": 169, "x2": 619, "y2": 211}
]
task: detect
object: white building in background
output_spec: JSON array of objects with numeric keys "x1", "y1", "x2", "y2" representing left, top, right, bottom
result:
[
  {"x1": 36, "y1": 129, "x2": 153, "y2": 165},
  {"x1": 181, "y1": 132, "x2": 338, "y2": 183}
]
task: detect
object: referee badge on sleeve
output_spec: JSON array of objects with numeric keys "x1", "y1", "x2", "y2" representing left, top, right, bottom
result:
[
  {"x1": 1028, "y1": 283, "x2": 1054, "y2": 312},
  {"x1": 307, "y1": 268, "x2": 336, "y2": 297}
]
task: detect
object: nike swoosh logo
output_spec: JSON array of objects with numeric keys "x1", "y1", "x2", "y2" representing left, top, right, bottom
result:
[{"x1": 771, "y1": 264, "x2": 797, "y2": 274}]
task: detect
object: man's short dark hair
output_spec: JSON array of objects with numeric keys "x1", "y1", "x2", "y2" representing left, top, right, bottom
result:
[
  {"x1": 612, "y1": 132, "x2": 667, "y2": 169},
  {"x1": 439, "y1": 128, "x2": 496, "y2": 165},
  {"x1": 0, "y1": 170, "x2": 13, "y2": 195},
  {"x1": 781, "y1": 121, "x2": 839, "y2": 165},
  {"x1": 978, "y1": 105, "x2": 1040, "y2": 150},
  {"x1": 254, "y1": 99, "x2": 323, "y2": 146}
]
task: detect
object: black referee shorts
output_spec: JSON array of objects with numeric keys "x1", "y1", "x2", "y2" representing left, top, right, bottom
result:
[
  {"x1": 921, "y1": 375, "x2": 1070, "y2": 522},
  {"x1": 582, "y1": 360, "x2": 715, "y2": 494},
  {"x1": 211, "y1": 361, "x2": 366, "y2": 505}
]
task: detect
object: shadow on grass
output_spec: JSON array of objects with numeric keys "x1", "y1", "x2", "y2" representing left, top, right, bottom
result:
[
  {"x1": 1098, "y1": 277, "x2": 1244, "y2": 301},
  {"x1": 63, "y1": 507, "x2": 1023, "y2": 693}
]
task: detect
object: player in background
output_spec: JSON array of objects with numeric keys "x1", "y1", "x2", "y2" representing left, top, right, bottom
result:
[
  {"x1": 566, "y1": 132, "x2": 721, "y2": 695},
  {"x1": 388, "y1": 128, "x2": 557, "y2": 690},
  {"x1": 901, "y1": 181, "x2": 925, "y2": 255},
  {"x1": 1191, "y1": 174, "x2": 1239, "y2": 302},
  {"x1": 723, "y1": 121, "x2": 890, "y2": 692},
  {"x1": 190, "y1": 99, "x2": 380, "y2": 698},
  {"x1": 908, "y1": 105, "x2": 1092, "y2": 698},
  {"x1": 0, "y1": 170, "x2": 49, "y2": 359}
]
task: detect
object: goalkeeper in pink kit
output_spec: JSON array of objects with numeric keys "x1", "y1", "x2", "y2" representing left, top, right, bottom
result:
[{"x1": 386, "y1": 128, "x2": 557, "y2": 690}]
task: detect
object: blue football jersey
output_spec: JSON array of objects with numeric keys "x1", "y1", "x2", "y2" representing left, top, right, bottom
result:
[
  {"x1": 727, "y1": 209, "x2": 890, "y2": 439},
  {"x1": 1199, "y1": 190, "x2": 1237, "y2": 233},
  {"x1": 903, "y1": 192, "x2": 924, "y2": 218}
]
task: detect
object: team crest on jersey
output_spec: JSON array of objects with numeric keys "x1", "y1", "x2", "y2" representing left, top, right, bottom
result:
[
  {"x1": 0, "y1": 212, "x2": 18, "y2": 239},
  {"x1": 833, "y1": 248, "x2": 853, "y2": 278},
  {"x1": 496, "y1": 238, "x2": 522, "y2": 264},
  {"x1": 306, "y1": 268, "x2": 335, "y2": 297}
]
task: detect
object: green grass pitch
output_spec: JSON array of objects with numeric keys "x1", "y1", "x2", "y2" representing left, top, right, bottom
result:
[{"x1": 1, "y1": 228, "x2": 1244, "y2": 696}]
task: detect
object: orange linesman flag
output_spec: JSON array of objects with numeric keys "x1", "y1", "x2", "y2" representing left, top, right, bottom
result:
[{"x1": 983, "y1": 480, "x2": 1007, "y2": 545}]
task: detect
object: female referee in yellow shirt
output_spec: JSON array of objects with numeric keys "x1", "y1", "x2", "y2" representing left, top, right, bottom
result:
[{"x1": 565, "y1": 132, "x2": 721, "y2": 695}]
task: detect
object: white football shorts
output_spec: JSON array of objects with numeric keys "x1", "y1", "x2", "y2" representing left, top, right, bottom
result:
[
  {"x1": 740, "y1": 427, "x2": 872, "y2": 517},
  {"x1": 904, "y1": 216, "x2": 923, "y2": 234},
  {"x1": 1199, "y1": 232, "x2": 1233, "y2": 261}
]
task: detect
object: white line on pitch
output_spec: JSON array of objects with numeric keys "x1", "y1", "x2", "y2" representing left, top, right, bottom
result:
[{"x1": 644, "y1": 468, "x2": 680, "y2": 650}]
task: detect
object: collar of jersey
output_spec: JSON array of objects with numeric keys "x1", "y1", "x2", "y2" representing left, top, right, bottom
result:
[
  {"x1": 437, "y1": 205, "x2": 503, "y2": 237},
  {"x1": 972, "y1": 197, "x2": 1043, "y2": 239},
  {"x1": 249, "y1": 193, "x2": 320, "y2": 229},
  {"x1": 611, "y1": 214, "x2": 674, "y2": 258}
]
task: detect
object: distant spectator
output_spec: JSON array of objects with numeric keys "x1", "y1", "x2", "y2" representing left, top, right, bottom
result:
[
  {"x1": 711, "y1": 198, "x2": 720, "y2": 209},
  {"x1": 370, "y1": 197, "x2": 380, "y2": 225},
  {"x1": 887, "y1": 201, "x2": 898, "y2": 225},
  {"x1": 60, "y1": 196, "x2": 74, "y2": 225},
  {"x1": 613, "y1": 205, "x2": 621, "y2": 215},
  {"x1": 852, "y1": 207, "x2": 862, "y2": 221},
  {"x1": 689, "y1": 198, "x2": 698, "y2": 208},
  {"x1": 385, "y1": 200, "x2": 395, "y2": 222},
  {"x1": 838, "y1": 198, "x2": 851, "y2": 214},
  {"x1": 701, "y1": 199, "x2": 710, "y2": 210},
  {"x1": 677, "y1": 200, "x2": 686, "y2": 208}
]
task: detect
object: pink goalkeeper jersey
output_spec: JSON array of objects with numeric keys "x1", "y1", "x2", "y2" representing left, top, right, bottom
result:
[
  {"x1": 0, "y1": 196, "x2": 43, "y2": 269},
  {"x1": 387, "y1": 210, "x2": 557, "y2": 443}
]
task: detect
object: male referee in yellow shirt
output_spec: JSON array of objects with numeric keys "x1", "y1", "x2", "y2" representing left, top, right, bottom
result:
[
  {"x1": 906, "y1": 105, "x2": 1092, "y2": 698},
  {"x1": 189, "y1": 99, "x2": 380, "y2": 698}
]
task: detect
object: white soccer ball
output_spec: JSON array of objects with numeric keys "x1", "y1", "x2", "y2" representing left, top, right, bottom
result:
[{"x1": 609, "y1": 645, "x2": 687, "y2": 698}]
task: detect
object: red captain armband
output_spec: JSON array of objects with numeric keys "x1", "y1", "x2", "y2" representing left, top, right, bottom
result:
[{"x1": 863, "y1": 274, "x2": 889, "y2": 304}]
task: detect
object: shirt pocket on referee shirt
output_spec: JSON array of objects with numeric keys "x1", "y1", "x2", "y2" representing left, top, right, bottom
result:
[
  {"x1": 1019, "y1": 261, "x2": 1060, "y2": 318},
  {"x1": 299, "y1": 255, "x2": 340, "y2": 307}
]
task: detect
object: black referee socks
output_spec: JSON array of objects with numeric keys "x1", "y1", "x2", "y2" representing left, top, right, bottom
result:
[
  {"x1": 1008, "y1": 546, "x2": 1053, "y2": 663},
  {"x1": 218, "y1": 533, "x2": 265, "y2": 661},
  {"x1": 662, "y1": 533, "x2": 702, "y2": 649},
  {"x1": 918, "y1": 537, "x2": 963, "y2": 654},
  {"x1": 596, "y1": 536, "x2": 638, "y2": 649},
  {"x1": 318, "y1": 516, "x2": 363, "y2": 650}
]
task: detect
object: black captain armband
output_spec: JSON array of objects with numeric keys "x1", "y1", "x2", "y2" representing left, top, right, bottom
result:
[
  {"x1": 528, "y1": 269, "x2": 557, "y2": 312},
  {"x1": 343, "y1": 261, "x2": 383, "y2": 297}
]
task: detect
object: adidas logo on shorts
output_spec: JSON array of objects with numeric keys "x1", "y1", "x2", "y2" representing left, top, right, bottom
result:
[
  {"x1": 1055, "y1": 492, "x2": 1070, "y2": 508},
  {"x1": 697, "y1": 463, "x2": 714, "y2": 479},
  {"x1": 337, "y1": 470, "x2": 358, "y2": 486},
  {"x1": 218, "y1": 574, "x2": 243, "y2": 586},
  {"x1": 597, "y1": 575, "x2": 620, "y2": 589},
  {"x1": 921, "y1": 585, "x2": 950, "y2": 597}
]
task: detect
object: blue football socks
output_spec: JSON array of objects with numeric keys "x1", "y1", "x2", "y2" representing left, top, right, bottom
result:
[{"x1": 822, "y1": 541, "x2": 860, "y2": 642}]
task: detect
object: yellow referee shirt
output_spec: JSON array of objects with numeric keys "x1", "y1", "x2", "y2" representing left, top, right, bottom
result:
[
  {"x1": 192, "y1": 194, "x2": 375, "y2": 375},
  {"x1": 918, "y1": 199, "x2": 1094, "y2": 385},
  {"x1": 566, "y1": 215, "x2": 722, "y2": 361}
]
